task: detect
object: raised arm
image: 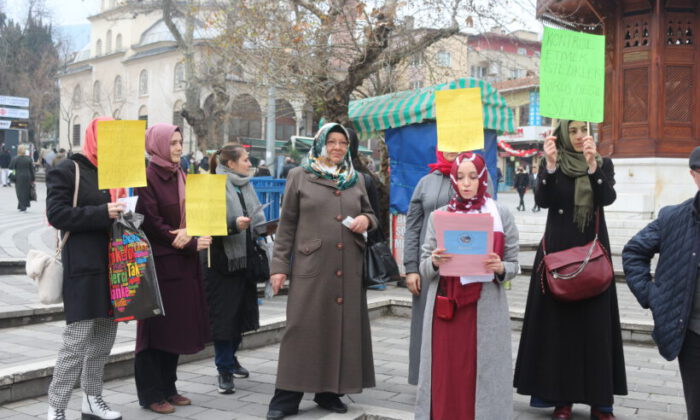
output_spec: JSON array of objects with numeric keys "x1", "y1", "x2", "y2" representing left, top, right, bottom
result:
[{"x1": 591, "y1": 157, "x2": 617, "y2": 207}]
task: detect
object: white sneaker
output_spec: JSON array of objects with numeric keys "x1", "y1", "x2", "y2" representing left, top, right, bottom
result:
[
  {"x1": 47, "y1": 407, "x2": 66, "y2": 420},
  {"x1": 81, "y1": 393, "x2": 122, "y2": 420}
]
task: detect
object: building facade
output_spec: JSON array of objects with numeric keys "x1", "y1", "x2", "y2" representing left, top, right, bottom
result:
[{"x1": 58, "y1": 1, "x2": 315, "y2": 156}]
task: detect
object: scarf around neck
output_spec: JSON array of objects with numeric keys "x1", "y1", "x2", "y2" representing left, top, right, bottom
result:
[
  {"x1": 302, "y1": 122, "x2": 358, "y2": 190},
  {"x1": 146, "y1": 123, "x2": 187, "y2": 228},
  {"x1": 216, "y1": 164, "x2": 264, "y2": 271},
  {"x1": 442, "y1": 152, "x2": 505, "y2": 305},
  {"x1": 554, "y1": 120, "x2": 603, "y2": 232}
]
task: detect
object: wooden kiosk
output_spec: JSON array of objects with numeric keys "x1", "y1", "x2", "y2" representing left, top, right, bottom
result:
[{"x1": 537, "y1": 0, "x2": 700, "y2": 216}]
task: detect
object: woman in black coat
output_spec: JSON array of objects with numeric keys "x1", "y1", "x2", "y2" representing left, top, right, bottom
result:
[
  {"x1": 45, "y1": 117, "x2": 125, "y2": 420},
  {"x1": 9, "y1": 144, "x2": 35, "y2": 211},
  {"x1": 204, "y1": 144, "x2": 263, "y2": 395},
  {"x1": 513, "y1": 120, "x2": 627, "y2": 420}
]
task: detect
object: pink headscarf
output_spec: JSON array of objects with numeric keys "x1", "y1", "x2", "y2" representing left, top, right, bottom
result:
[
  {"x1": 146, "y1": 123, "x2": 186, "y2": 227},
  {"x1": 83, "y1": 117, "x2": 111, "y2": 167},
  {"x1": 82, "y1": 117, "x2": 126, "y2": 202}
]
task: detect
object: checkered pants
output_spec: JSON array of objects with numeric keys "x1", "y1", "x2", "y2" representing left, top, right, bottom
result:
[{"x1": 47, "y1": 318, "x2": 118, "y2": 409}]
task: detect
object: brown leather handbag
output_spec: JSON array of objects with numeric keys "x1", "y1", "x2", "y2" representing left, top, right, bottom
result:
[{"x1": 539, "y1": 210, "x2": 613, "y2": 302}]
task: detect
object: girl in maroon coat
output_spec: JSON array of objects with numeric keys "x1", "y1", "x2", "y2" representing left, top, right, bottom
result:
[{"x1": 134, "y1": 123, "x2": 212, "y2": 414}]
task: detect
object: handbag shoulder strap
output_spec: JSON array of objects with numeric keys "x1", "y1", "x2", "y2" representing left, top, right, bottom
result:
[
  {"x1": 56, "y1": 161, "x2": 80, "y2": 253},
  {"x1": 541, "y1": 207, "x2": 601, "y2": 256}
]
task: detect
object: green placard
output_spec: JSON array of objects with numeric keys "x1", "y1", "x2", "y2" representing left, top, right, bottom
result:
[{"x1": 540, "y1": 26, "x2": 605, "y2": 123}]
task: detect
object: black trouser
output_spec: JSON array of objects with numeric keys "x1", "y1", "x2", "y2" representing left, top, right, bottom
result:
[
  {"x1": 679, "y1": 329, "x2": 700, "y2": 420},
  {"x1": 517, "y1": 188, "x2": 526, "y2": 210},
  {"x1": 134, "y1": 349, "x2": 179, "y2": 406},
  {"x1": 269, "y1": 388, "x2": 342, "y2": 413}
]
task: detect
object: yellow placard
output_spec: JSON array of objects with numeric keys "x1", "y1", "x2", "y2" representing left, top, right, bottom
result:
[
  {"x1": 97, "y1": 120, "x2": 147, "y2": 189},
  {"x1": 185, "y1": 174, "x2": 227, "y2": 236},
  {"x1": 435, "y1": 88, "x2": 484, "y2": 152}
]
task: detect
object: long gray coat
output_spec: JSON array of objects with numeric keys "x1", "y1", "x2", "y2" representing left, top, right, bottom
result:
[
  {"x1": 403, "y1": 171, "x2": 453, "y2": 385},
  {"x1": 415, "y1": 203, "x2": 519, "y2": 420},
  {"x1": 270, "y1": 167, "x2": 378, "y2": 394}
]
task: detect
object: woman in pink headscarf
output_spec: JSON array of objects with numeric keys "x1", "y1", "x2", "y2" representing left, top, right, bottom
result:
[
  {"x1": 45, "y1": 117, "x2": 126, "y2": 420},
  {"x1": 133, "y1": 123, "x2": 212, "y2": 415}
]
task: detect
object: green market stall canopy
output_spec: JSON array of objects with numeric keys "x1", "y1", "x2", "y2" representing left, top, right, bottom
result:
[{"x1": 348, "y1": 78, "x2": 515, "y2": 135}]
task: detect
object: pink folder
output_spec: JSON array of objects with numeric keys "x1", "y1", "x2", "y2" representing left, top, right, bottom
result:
[{"x1": 433, "y1": 211, "x2": 494, "y2": 277}]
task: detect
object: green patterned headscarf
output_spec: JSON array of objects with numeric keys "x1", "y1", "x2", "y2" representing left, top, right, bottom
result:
[
  {"x1": 302, "y1": 122, "x2": 358, "y2": 190},
  {"x1": 554, "y1": 120, "x2": 603, "y2": 232}
]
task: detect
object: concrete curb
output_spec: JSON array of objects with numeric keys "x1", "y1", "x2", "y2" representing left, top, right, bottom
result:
[
  {"x1": 0, "y1": 297, "x2": 411, "y2": 405},
  {"x1": 0, "y1": 258, "x2": 25, "y2": 275}
]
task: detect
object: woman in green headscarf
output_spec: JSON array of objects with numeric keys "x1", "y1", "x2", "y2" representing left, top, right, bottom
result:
[
  {"x1": 513, "y1": 120, "x2": 627, "y2": 420},
  {"x1": 266, "y1": 122, "x2": 378, "y2": 420}
]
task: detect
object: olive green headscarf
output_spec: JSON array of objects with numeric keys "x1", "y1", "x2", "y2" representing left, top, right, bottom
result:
[{"x1": 554, "y1": 120, "x2": 603, "y2": 232}]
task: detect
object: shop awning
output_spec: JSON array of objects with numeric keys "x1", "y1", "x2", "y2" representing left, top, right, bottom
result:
[{"x1": 348, "y1": 78, "x2": 515, "y2": 135}]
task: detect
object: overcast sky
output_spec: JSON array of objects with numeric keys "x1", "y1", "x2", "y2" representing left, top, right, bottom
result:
[{"x1": 5, "y1": 0, "x2": 98, "y2": 26}]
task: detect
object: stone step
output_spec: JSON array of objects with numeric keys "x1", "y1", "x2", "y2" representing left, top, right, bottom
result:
[
  {"x1": 0, "y1": 295, "x2": 410, "y2": 405},
  {"x1": 0, "y1": 283, "x2": 655, "y2": 405},
  {"x1": 0, "y1": 281, "x2": 290, "y2": 329}
]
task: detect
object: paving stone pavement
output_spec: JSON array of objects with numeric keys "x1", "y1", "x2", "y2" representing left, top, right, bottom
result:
[
  {"x1": 0, "y1": 182, "x2": 53, "y2": 259},
  {"x1": 0, "y1": 315, "x2": 688, "y2": 419},
  {"x1": 0, "y1": 182, "x2": 685, "y2": 418}
]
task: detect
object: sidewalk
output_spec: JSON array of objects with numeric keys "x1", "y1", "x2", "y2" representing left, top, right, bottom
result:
[
  {"x1": 0, "y1": 312, "x2": 687, "y2": 420},
  {"x1": 0, "y1": 182, "x2": 53, "y2": 259}
]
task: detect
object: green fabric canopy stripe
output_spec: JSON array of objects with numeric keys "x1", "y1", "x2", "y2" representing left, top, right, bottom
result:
[{"x1": 348, "y1": 77, "x2": 514, "y2": 135}]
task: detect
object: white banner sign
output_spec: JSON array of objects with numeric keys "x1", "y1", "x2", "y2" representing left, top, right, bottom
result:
[
  {"x1": 0, "y1": 95, "x2": 29, "y2": 108},
  {"x1": 0, "y1": 120, "x2": 10, "y2": 129},
  {"x1": 0, "y1": 107, "x2": 29, "y2": 119}
]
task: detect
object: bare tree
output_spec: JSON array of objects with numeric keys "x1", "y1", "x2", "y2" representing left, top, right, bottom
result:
[{"x1": 210, "y1": 0, "x2": 468, "y2": 127}]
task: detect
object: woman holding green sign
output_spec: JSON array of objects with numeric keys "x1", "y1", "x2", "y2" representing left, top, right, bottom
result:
[{"x1": 513, "y1": 120, "x2": 627, "y2": 420}]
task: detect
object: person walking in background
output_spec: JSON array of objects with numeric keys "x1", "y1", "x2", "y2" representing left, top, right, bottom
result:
[
  {"x1": 0, "y1": 145, "x2": 11, "y2": 187},
  {"x1": 256, "y1": 159, "x2": 271, "y2": 177},
  {"x1": 9, "y1": 144, "x2": 35, "y2": 212},
  {"x1": 45, "y1": 117, "x2": 125, "y2": 420},
  {"x1": 403, "y1": 149, "x2": 457, "y2": 385},
  {"x1": 52, "y1": 149, "x2": 67, "y2": 168},
  {"x1": 513, "y1": 166, "x2": 529, "y2": 211},
  {"x1": 266, "y1": 123, "x2": 377, "y2": 420},
  {"x1": 204, "y1": 143, "x2": 264, "y2": 395},
  {"x1": 530, "y1": 166, "x2": 540, "y2": 212},
  {"x1": 280, "y1": 157, "x2": 297, "y2": 179},
  {"x1": 415, "y1": 152, "x2": 519, "y2": 420},
  {"x1": 199, "y1": 153, "x2": 210, "y2": 173},
  {"x1": 623, "y1": 146, "x2": 700, "y2": 420},
  {"x1": 134, "y1": 123, "x2": 212, "y2": 415},
  {"x1": 513, "y1": 120, "x2": 627, "y2": 420}
]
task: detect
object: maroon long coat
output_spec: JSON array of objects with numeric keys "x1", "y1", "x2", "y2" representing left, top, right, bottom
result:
[{"x1": 134, "y1": 163, "x2": 210, "y2": 355}]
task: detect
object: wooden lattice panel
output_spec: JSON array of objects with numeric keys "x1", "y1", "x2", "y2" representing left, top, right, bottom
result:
[
  {"x1": 665, "y1": 14, "x2": 694, "y2": 46},
  {"x1": 665, "y1": 66, "x2": 692, "y2": 122},
  {"x1": 623, "y1": 67, "x2": 649, "y2": 123},
  {"x1": 623, "y1": 15, "x2": 651, "y2": 49}
]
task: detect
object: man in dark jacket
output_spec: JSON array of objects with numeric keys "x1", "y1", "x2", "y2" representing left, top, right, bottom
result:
[
  {"x1": 0, "y1": 146, "x2": 11, "y2": 186},
  {"x1": 529, "y1": 166, "x2": 540, "y2": 212},
  {"x1": 622, "y1": 146, "x2": 700, "y2": 420},
  {"x1": 280, "y1": 157, "x2": 297, "y2": 179},
  {"x1": 513, "y1": 167, "x2": 529, "y2": 211}
]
